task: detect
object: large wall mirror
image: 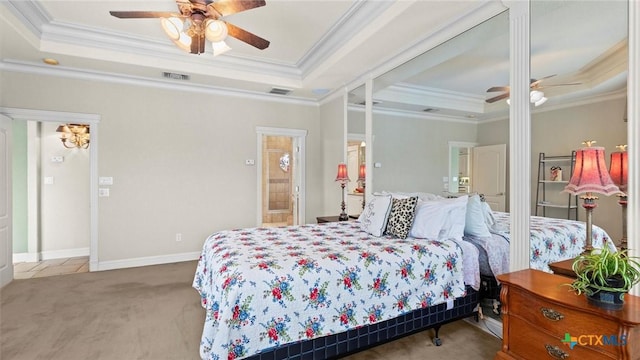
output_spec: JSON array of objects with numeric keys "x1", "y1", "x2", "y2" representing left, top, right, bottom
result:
[
  {"x1": 348, "y1": 9, "x2": 509, "y2": 196},
  {"x1": 346, "y1": 0, "x2": 629, "y2": 262},
  {"x1": 529, "y1": 1, "x2": 628, "y2": 244}
]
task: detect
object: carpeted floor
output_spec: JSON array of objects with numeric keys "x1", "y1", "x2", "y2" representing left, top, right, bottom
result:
[{"x1": 1, "y1": 261, "x2": 501, "y2": 360}]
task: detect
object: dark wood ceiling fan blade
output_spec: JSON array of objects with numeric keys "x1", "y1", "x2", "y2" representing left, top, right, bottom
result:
[
  {"x1": 487, "y1": 86, "x2": 509, "y2": 92},
  {"x1": 208, "y1": 0, "x2": 266, "y2": 17},
  {"x1": 226, "y1": 22, "x2": 270, "y2": 49},
  {"x1": 540, "y1": 82, "x2": 582, "y2": 88},
  {"x1": 109, "y1": 11, "x2": 178, "y2": 18},
  {"x1": 190, "y1": 34, "x2": 206, "y2": 54},
  {"x1": 530, "y1": 74, "x2": 556, "y2": 88},
  {"x1": 486, "y1": 92, "x2": 510, "y2": 103}
]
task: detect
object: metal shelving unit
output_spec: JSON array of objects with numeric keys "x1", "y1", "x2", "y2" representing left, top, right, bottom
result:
[{"x1": 535, "y1": 151, "x2": 578, "y2": 220}]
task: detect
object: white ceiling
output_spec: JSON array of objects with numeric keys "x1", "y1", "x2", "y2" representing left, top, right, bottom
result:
[{"x1": 0, "y1": 1, "x2": 629, "y2": 121}]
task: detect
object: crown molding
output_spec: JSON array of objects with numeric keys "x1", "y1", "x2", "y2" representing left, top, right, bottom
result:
[{"x1": 0, "y1": 59, "x2": 318, "y2": 107}]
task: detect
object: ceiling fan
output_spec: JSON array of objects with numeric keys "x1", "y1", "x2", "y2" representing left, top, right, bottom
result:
[
  {"x1": 485, "y1": 75, "x2": 581, "y2": 105},
  {"x1": 110, "y1": 0, "x2": 270, "y2": 56}
]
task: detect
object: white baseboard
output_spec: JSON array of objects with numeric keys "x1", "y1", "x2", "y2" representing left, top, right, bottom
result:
[
  {"x1": 13, "y1": 252, "x2": 39, "y2": 263},
  {"x1": 95, "y1": 251, "x2": 201, "y2": 272},
  {"x1": 41, "y1": 247, "x2": 90, "y2": 260},
  {"x1": 13, "y1": 247, "x2": 90, "y2": 263}
]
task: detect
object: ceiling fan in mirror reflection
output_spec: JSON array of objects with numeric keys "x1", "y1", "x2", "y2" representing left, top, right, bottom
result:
[{"x1": 486, "y1": 75, "x2": 581, "y2": 106}]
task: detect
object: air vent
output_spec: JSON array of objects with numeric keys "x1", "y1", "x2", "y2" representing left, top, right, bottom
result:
[
  {"x1": 423, "y1": 108, "x2": 439, "y2": 112},
  {"x1": 162, "y1": 72, "x2": 190, "y2": 81},
  {"x1": 269, "y1": 87, "x2": 292, "y2": 95}
]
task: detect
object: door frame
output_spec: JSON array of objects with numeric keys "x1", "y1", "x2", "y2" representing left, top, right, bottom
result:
[
  {"x1": 0, "y1": 114, "x2": 13, "y2": 287},
  {"x1": 0, "y1": 107, "x2": 100, "y2": 272},
  {"x1": 256, "y1": 127, "x2": 307, "y2": 226}
]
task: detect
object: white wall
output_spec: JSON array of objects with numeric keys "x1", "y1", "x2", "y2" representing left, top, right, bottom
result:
[
  {"x1": 41, "y1": 122, "x2": 90, "y2": 255},
  {"x1": 1, "y1": 71, "x2": 324, "y2": 265},
  {"x1": 370, "y1": 112, "x2": 477, "y2": 194},
  {"x1": 478, "y1": 96, "x2": 627, "y2": 244}
]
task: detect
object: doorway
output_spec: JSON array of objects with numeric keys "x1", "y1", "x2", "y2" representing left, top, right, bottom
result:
[
  {"x1": 256, "y1": 127, "x2": 307, "y2": 227},
  {"x1": 0, "y1": 107, "x2": 99, "y2": 280}
]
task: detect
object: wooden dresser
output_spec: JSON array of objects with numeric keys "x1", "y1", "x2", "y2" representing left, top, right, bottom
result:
[{"x1": 495, "y1": 269, "x2": 640, "y2": 360}]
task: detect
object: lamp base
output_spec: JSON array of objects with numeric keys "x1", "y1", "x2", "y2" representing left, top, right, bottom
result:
[{"x1": 338, "y1": 213, "x2": 349, "y2": 221}]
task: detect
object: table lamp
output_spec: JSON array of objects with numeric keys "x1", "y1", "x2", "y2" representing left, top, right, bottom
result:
[
  {"x1": 609, "y1": 144, "x2": 628, "y2": 250},
  {"x1": 335, "y1": 163, "x2": 350, "y2": 221},
  {"x1": 564, "y1": 141, "x2": 621, "y2": 253}
]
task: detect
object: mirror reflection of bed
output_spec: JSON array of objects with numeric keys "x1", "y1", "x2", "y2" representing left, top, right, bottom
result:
[{"x1": 347, "y1": 0, "x2": 628, "y2": 334}]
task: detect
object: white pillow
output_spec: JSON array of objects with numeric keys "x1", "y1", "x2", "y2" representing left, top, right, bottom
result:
[
  {"x1": 358, "y1": 195, "x2": 393, "y2": 237},
  {"x1": 481, "y1": 201, "x2": 496, "y2": 230},
  {"x1": 436, "y1": 195, "x2": 468, "y2": 241},
  {"x1": 464, "y1": 194, "x2": 492, "y2": 237},
  {"x1": 409, "y1": 200, "x2": 448, "y2": 239}
]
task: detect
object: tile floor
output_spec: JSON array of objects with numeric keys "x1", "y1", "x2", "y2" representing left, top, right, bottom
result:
[{"x1": 13, "y1": 257, "x2": 89, "y2": 279}]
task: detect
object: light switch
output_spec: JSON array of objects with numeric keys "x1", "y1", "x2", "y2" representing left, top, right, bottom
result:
[
  {"x1": 245, "y1": 159, "x2": 255, "y2": 166},
  {"x1": 44, "y1": 176, "x2": 54, "y2": 185},
  {"x1": 99, "y1": 188, "x2": 110, "y2": 197},
  {"x1": 99, "y1": 177, "x2": 114, "y2": 185},
  {"x1": 374, "y1": 162, "x2": 382, "y2": 168},
  {"x1": 51, "y1": 156, "x2": 64, "y2": 163}
]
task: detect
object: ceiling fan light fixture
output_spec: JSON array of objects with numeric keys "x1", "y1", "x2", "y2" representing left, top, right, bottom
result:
[
  {"x1": 173, "y1": 32, "x2": 192, "y2": 52},
  {"x1": 529, "y1": 90, "x2": 544, "y2": 103},
  {"x1": 534, "y1": 96, "x2": 548, "y2": 107},
  {"x1": 161, "y1": 17, "x2": 182, "y2": 40},
  {"x1": 211, "y1": 40, "x2": 232, "y2": 57},
  {"x1": 205, "y1": 20, "x2": 228, "y2": 43}
]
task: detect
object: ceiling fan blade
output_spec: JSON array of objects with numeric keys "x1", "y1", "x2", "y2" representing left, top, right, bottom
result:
[
  {"x1": 486, "y1": 92, "x2": 510, "y2": 104},
  {"x1": 530, "y1": 74, "x2": 557, "y2": 88},
  {"x1": 225, "y1": 22, "x2": 270, "y2": 50},
  {"x1": 540, "y1": 82, "x2": 582, "y2": 88},
  {"x1": 487, "y1": 86, "x2": 509, "y2": 92},
  {"x1": 191, "y1": 34, "x2": 206, "y2": 54},
  {"x1": 208, "y1": 0, "x2": 266, "y2": 17},
  {"x1": 109, "y1": 11, "x2": 177, "y2": 19}
]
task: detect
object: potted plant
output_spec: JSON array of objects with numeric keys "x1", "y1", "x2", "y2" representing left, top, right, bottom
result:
[{"x1": 569, "y1": 246, "x2": 640, "y2": 310}]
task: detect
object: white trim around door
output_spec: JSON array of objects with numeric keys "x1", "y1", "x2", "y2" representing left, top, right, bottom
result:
[
  {"x1": 256, "y1": 126, "x2": 307, "y2": 226},
  {"x1": 0, "y1": 107, "x2": 100, "y2": 272}
]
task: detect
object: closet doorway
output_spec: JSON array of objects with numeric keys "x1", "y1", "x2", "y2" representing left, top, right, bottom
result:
[{"x1": 256, "y1": 127, "x2": 307, "y2": 227}]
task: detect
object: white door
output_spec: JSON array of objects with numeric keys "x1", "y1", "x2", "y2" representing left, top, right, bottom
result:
[
  {"x1": 472, "y1": 144, "x2": 506, "y2": 211},
  {"x1": 0, "y1": 114, "x2": 13, "y2": 287}
]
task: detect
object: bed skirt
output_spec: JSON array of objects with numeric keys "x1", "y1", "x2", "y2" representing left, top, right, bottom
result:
[{"x1": 245, "y1": 286, "x2": 479, "y2": 360}]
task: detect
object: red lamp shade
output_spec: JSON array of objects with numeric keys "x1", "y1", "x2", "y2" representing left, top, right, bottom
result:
[
  {"x1": 609, "y1": 150, "x2": 628, "y2": 194},
  {"x1": 564, "y1": 146, "x2": 620, "y2": 196},
  {"x1": 335, "y1": 163, "x2": 350, "y2": 184},
  {"x1": 357, "y1": 164, "x2": 366, "y2": 182}
]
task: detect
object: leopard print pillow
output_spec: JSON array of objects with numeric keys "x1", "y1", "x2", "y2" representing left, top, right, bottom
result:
[{"x1": 385, "y1": 196, "x2": 418, "y2": 239}]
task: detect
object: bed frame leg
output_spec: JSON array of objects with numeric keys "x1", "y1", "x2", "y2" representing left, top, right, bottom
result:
[{"x1": 432, "y1": 325, "x2": 443, "y2": 346}]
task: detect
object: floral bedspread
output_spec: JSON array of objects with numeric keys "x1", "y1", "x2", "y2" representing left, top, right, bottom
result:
[
  {"x1": 470, "y1": 212, "x2": 615, "y2": 277},
  {"x1": 193, "y1": 221, "x2": 467, "y2": 360}
]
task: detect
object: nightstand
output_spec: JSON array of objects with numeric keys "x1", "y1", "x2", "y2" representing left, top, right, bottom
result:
[
  {"x1": 316, "y1": 215, "x2": 358, "y2": 224},
  {"x1": 548, "y1": 258, "x2": 577, "y2": 278},
  {"x1": 495, "y1": 269, "x2": 640, "y2": 360}
]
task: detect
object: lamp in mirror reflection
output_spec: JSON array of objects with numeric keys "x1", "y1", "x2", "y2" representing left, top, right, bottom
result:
[
  {"x1": 505, "y1": 90, "x2": 548, "y2": 107},
  {"x1": 609, "y1": 144, "x2": 628, "y2": 250},
  {"x1": 56, "y1": 124, "x2": 90, "y2": 149},
  {"x1": 161, "y1": 16, "x2": 230, "y2": 56},
  {"x1": 335, "y1": 163, "x2": 350, "y2": 221},
  {"x1": 564, "y1": 141, "x2": 621, "y2": 253},
  {"x1": 357, "y1": 164, "x2": 366, "y2": 209}
]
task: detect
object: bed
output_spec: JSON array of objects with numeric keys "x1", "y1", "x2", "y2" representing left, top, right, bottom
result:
[
  {"x1": 193, "y1": 204, "x2": 480, "y2": 360},
  {"x1": 463, "y1": 209, "x2": 615, "y2": 307}
]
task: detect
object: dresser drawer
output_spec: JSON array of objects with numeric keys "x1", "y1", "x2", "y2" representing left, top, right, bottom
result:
[
  {"x1": 509, "y1": 287, "x2": 618, "y2": 337},
  {"x1": 507, "y1": 316, "x2": 615, "y2": 360}
]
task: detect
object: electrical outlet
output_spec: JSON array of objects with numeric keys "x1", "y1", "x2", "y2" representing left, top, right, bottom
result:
[
  {"x1": 176, "y1": 233, "x2": 182, "y2": 242},
  {"x1": 245, "y1": 159, "x2": 255, "y2": 166}
]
